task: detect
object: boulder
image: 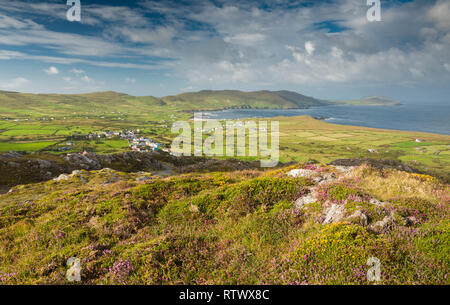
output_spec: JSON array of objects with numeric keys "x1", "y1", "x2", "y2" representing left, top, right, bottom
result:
[
  {"x1": 294, "y1": 191, "x2": 317, "y2": 209},
  {"x1": 287, "y1": 169, "x2": 316, "y2": 178},
  {"x1": 368, "y1": 215, "x2": 395, "y2": 234},
  {"x1": 323, "y1": 204, "x2": 346, "y2": 224},
  {"x1": 1, "y1": 151, "x2": 23, "y2": 159},
  {"x1": 7, "y1": 161, "x2": 20, "y2": 168},
  {"x1": 332, "y1": 166, "x2": 355, "y2": 174},
  {"x1": 54, "y1": 174, "x2": 70, "y2": 181},
  {"x1": 348, "y1": 210, "x2": 368, "y2": 226},
  {"x1": 36, "y1": 159, "x2": 53, "y2": 169}
]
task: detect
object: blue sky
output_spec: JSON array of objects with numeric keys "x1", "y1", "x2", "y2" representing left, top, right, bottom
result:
[{"x1": 0, "y1": 0, "x2": 449, "y2": 103}]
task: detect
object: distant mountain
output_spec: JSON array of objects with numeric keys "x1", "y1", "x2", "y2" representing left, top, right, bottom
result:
[
  {"x1": 333, "y1": 96, "x2": 402, "y2": 106},
  {"x1": 160, "y1": 89, "x2": 329, "y2": 111},
  {"x1": 0, "y1": 90, "x2": 399, "y2": 118}
]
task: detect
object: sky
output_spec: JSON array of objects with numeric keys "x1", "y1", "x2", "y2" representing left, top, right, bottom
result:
[{"x1": 0, "y1": 0, "x2": 449, "y2": 103}]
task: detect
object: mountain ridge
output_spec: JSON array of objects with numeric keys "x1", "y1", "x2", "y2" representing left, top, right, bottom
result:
[{"x1": 0, "y1": 89, "x2": 400, "y2": 118}]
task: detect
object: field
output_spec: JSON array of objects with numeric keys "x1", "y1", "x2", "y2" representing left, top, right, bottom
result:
[
  {"x1": 1, "y1": 113, "x2": 449, "y2": 180},
  {"x1": 274, "y1": 116, "x2": 450, "y2": 178}
]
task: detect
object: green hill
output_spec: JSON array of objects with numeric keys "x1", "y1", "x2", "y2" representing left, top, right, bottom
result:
[
  {"x1": 161, "y1": 89, "x2": 329, "y2": 110},
  {"x1": 0, "y1": 90, "x2": 163, "y2": 118},
  {"x1": 0, "y1": 90, "x2": 402, "y2": 119}
]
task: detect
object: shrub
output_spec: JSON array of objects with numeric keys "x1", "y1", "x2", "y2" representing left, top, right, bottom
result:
[{"x1": 286, "y1": 223, "x2": 383, "y2": 284}]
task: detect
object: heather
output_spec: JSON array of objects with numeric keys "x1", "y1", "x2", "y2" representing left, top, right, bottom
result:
[{"x1": 0, "y1": 163, "x2": 448, "y2": 284}]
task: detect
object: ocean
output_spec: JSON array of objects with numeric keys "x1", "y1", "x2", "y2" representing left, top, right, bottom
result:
[{"x1": 201, "y1": 104, "x2": 450, "y2": 135}]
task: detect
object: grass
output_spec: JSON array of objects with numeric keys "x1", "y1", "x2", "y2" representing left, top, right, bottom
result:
[
  {"x1": 0, "y1": 164, "x2": 448, "y2": 285},
  {"x1": 0, "y1": 141, "x2": 58, "y2": 152}
]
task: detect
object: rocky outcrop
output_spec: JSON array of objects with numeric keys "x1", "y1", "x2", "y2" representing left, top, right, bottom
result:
[
  {"x1": 368, "y1": 214, "x2": 396, "y2": 234},
  {"x1": 0, "y1": 151, "x2": 164, "y2": 187},
  {"x1": 329, "y1": 158, "x2": 421, "y2": 174},
  {"x1": 288, "y1": 164, "x2": 405, "y2": 233},
  {"x1": 294, "y1": 191, "x2": 317, "y2": 209},
  {"x1": 323, "y1": 204, "x2": 346, "y2": 224}
]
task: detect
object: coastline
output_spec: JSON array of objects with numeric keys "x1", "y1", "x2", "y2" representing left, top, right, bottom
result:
[{"x1": 201, "y1": 105, "x2": 450, "y2": 136}]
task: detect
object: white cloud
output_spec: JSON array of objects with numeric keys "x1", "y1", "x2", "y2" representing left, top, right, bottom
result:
[
  {"x1": 224, "y1": 33, "x2": 266, "y2": 46},
  {"x1": 70, "y1": 68, "x2": 85, "y2": 75},
  {"x1": 0, "y1": 0, "x2": 450, "y2": 96},
  {"x1": 111, "y1": 26, "x2": 176, "y2": 44},
  {"x1": 444, "y1": 63, "x2": 450, "y2": 72},
  {"x1": 304, "y1": 41, "x2": 315, "y2": 56},
  {"x1": 427, "y1": 0, "x2": 450, "y2": 31},
  {"x1": 0, "y1": 77, "x2": 29, "y2": 89},
  {"x1": 81, "y1": 75, "x2": 93, "y2": 83},
  {"x1": 125, "y1": 77, "x2": 136, "y2": 84},
  {"x1": 44, "y1": 66, "x2": 59, "y2": 75}
]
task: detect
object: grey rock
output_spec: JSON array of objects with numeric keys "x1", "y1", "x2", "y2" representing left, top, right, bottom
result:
[
  {"x1": 294, "y1": 191, "x2": 317, "y2": 209},
  {"x1": 287, "y1": 169, "x2": 316, "y2": 178},
  {"x1": 136, "y1": 176, "x2": 153, "y2": 182},
  {"x1": 369, "y1": 198, "x2": 386, "y2": 207},
  {"x1": 323, "y1": 204, "x2": 346, "y2": 224},
  {"x1": 369, "y1": 215, "x2": 395, "y2": 234},
  {"x1": 7, "y1": 161, "x2": 20, "y2": 168},
  {"x1": 54, "y1": 174, "x2": 70, "y2": 181},
  {"x1": 79, "y1": 176, "x2": 88, "y2": 184},
  {"x1": 349, "y1": 210, "x2": 368, "y2": 226},
  {"x1": 1, "y1": 151, "x2": 23, "y2": 159},
  {"x1": 332, "y1": 166, "x2": 354, "y2": 174},
  {"x1": 37, "y1": 159, "x2": 53, "y2": 169},
  {"x1": 102, "y1": 176, "x2": 119, "y2": 185}
]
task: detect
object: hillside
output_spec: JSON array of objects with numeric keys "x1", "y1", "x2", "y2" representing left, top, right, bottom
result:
[
  {"x1": 0, "y1": 90, "x2": 163, "y2": 118},
  {"x1": 161, "y1": 90, "x2": 330, "y2": 110},
  {"x1": 0, "y1": 161, "x2": 448, "y2": 284},
  {"x1": 0, "y1": 90, "x2": 400, "y2": 119}
]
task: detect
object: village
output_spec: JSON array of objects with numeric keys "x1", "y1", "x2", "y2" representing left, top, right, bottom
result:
[{"x1": 59, "y1": 129, "x2": 167, "y2": 153}]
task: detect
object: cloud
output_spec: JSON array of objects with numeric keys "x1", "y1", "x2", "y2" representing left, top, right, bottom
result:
[
  {"x1": 81, "y1": 75, "x2": 93, "y2": 83},
  {"x1": 0, "y1": 77, "x2": 29, "y2": 89},
  {"x1": 0, "y1": 13, "x2": 32, "y2": 29},
  {"x1": 427, "y1": 0, "x2": 450, "y2": 31},
  {"x1": 70, "y1": 68, "x2": 85, "y2": 75},
  {"x1": 0, "y1": 0, "x2": 449, "y2": 97},
  {"x1": 223, "y1": 33, "x2": 266, "y2": 46},
  {"x1": 44, "y1": 66, "x2": 59, "y2": 75},
  {"x1": 109, "y1": 26, "x2": 176, "y2": 44},
  {"x1": 444, "y1": 63, "x2": 450, "y2": 72},
  {"x1": 304, "y1": 41, "x2": 315, "y2": 56},
  {"x1": 125, "y1": 77, "x2": 136, "y2": 84}
]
